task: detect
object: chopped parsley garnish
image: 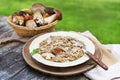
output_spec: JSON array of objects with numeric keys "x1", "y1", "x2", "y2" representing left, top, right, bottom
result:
[{"x1": 31, "y1": 48, "x2": 39, "y2": 55}]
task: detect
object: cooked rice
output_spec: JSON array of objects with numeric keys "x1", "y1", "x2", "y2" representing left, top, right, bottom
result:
[{"x1": 39, "y1": 36, "x2": 85, "y2": 62}]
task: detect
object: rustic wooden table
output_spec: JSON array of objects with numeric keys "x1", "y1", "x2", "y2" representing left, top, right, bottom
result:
[{"x1": 0, "y1": 16, "x2": 89, "y2": 80}]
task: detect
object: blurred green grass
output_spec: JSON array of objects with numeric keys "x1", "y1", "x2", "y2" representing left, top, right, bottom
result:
[{"x1": 0, "y1": 0, "x2": 120, "y2": 43}]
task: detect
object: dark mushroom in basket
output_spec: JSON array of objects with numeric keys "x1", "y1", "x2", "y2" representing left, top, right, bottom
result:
[
  {"x1": 44, "y1": 7, "x2": 55, "y2": 16},
  {"x1": 43, "y1": 7, "x2": 55, "y2": 18}
]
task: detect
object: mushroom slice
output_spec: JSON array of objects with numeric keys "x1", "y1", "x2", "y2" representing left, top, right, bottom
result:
[
  {"x1": 52, "y1": 47, "x2": 65, "y2": 55},
  {"x1": 41, "y1": 53, "x2": 55, "y2": 60}
]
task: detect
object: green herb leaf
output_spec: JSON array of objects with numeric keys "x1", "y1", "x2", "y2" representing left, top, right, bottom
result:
[{"x1": 31, "y1": 48, "x2": 39, "y2": 55}]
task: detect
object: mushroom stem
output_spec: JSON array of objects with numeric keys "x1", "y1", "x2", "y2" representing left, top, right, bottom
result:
[
  {"x1": 26, "y1": 20, "x2": 37, "y2": 28},
  {"x1": 44, "y1": 10, "x2": 62, "y2": 23},
  {"x1": 33, "y1": 10, "x2": 45, "y2": 26},
  {"x1": 44, "y1": 13, "x2": 57, "y2": 24},
  {"x1": 31, "y1": 3, "x2": 47, "y2": 26}
]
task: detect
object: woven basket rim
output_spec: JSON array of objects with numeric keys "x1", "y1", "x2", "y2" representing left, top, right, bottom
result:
[{"x1": 7, "y1": 16, "x2": 58, "y2": 30}]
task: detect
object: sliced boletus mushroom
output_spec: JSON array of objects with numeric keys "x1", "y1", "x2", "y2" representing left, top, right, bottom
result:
[{"x1": 52, "y1": 47, "x2": 65, "y2": 55}]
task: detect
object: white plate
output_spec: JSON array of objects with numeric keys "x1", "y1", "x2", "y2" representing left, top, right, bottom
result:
[{"x1": 29, "y1": 31, "x2": 95, "y2": 67}]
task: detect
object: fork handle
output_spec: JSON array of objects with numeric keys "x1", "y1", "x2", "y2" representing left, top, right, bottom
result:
[{"x1": 85, "y1": 51, "x2": 108, "y2": 70}]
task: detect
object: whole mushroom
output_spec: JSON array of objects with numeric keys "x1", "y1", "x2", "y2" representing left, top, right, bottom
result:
[
  {"x1": 44, "y1": 9, "x2": 62, "y2": 24},
  {"x1": 12, "y1": 3, "x2": 62, "y2": 27},
  {"x1": 12, "y1": 11, "x2": 33, "y2": 26},
  {"x1": 18, "y1": 11, "x2": 33, "y2": 22},
  {"x1": 12, "y1": 12, "x2": 25, "y2": 26},
  {"x1": 12, "y1": 15, "x2": 24, "y2": 26},
  {"x1": 31, "y1": 3, "x2": 46, "y2": 26}
]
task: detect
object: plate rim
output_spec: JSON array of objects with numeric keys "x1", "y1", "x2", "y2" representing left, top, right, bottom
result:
[
  {"x1": 29, "y1": 31, "x2": 95, "y2": 67},
  {"x1": 22, "y1": 31, "x2": 102, "y2": 76}
]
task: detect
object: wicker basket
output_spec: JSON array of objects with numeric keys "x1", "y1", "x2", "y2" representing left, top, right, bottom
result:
[{"x1": 7, "y1": 16, "x2": 58, "y2": 37}]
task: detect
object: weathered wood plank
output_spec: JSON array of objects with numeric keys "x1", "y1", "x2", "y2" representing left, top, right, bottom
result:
[
  {"x1": 0, "y1": 59, "x2": 27, "y2": 80},
  {"x1": 0, "y1": 29, "x2": 13, "y2": 39},
  {"x1": 0, "y1": 16, "x2": 12, "y2": 35},
  {"x1": 11, "y1": 66, "x2": 88, "y2": 80},
  {"x1": 0, "y1": 16, "x2": 89, "y2": 80},
  {"x1": 0, "y1": 43, "x2": 28, "y2": 80},
  {"x1": 10, "y1": 66, "x2": 46, "y2": 80},
  {"x1": 0, "y1": 43, "x2": 22, "y2": 56},
  {"x1": 0, "y1": 16, "x2": 28, "y2": 80},
  {"x1": 0, "y1": 44, "x2": 23, "y2": 67},
  {"x1": 0, "y1": 16, "x2": 8, "y2": 21}
]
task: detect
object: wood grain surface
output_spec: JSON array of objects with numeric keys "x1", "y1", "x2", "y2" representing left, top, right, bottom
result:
[{"x1": 0, "y1": 16, "x2": 91, "y2": 80}]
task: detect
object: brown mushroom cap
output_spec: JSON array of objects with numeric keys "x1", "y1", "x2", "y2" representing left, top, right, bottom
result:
[
  {"x1": 44, "y1": 7, "x2": 55, "y2": 15},
  {"x1": 54, "y1": 9, "x2": 62, "y2": 20},
  {"x1": 30, "y1": 3, "x2": 46, "y2": 15}
]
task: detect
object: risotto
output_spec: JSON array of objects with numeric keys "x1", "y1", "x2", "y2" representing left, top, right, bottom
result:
[{"x1": 39, "y1": 36, "x2": 86, "y2": 62}]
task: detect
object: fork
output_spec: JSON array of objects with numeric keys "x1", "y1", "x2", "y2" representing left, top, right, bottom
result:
[{"x1": 80, "y1": 46, "x2": 108, "y2": 70}]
